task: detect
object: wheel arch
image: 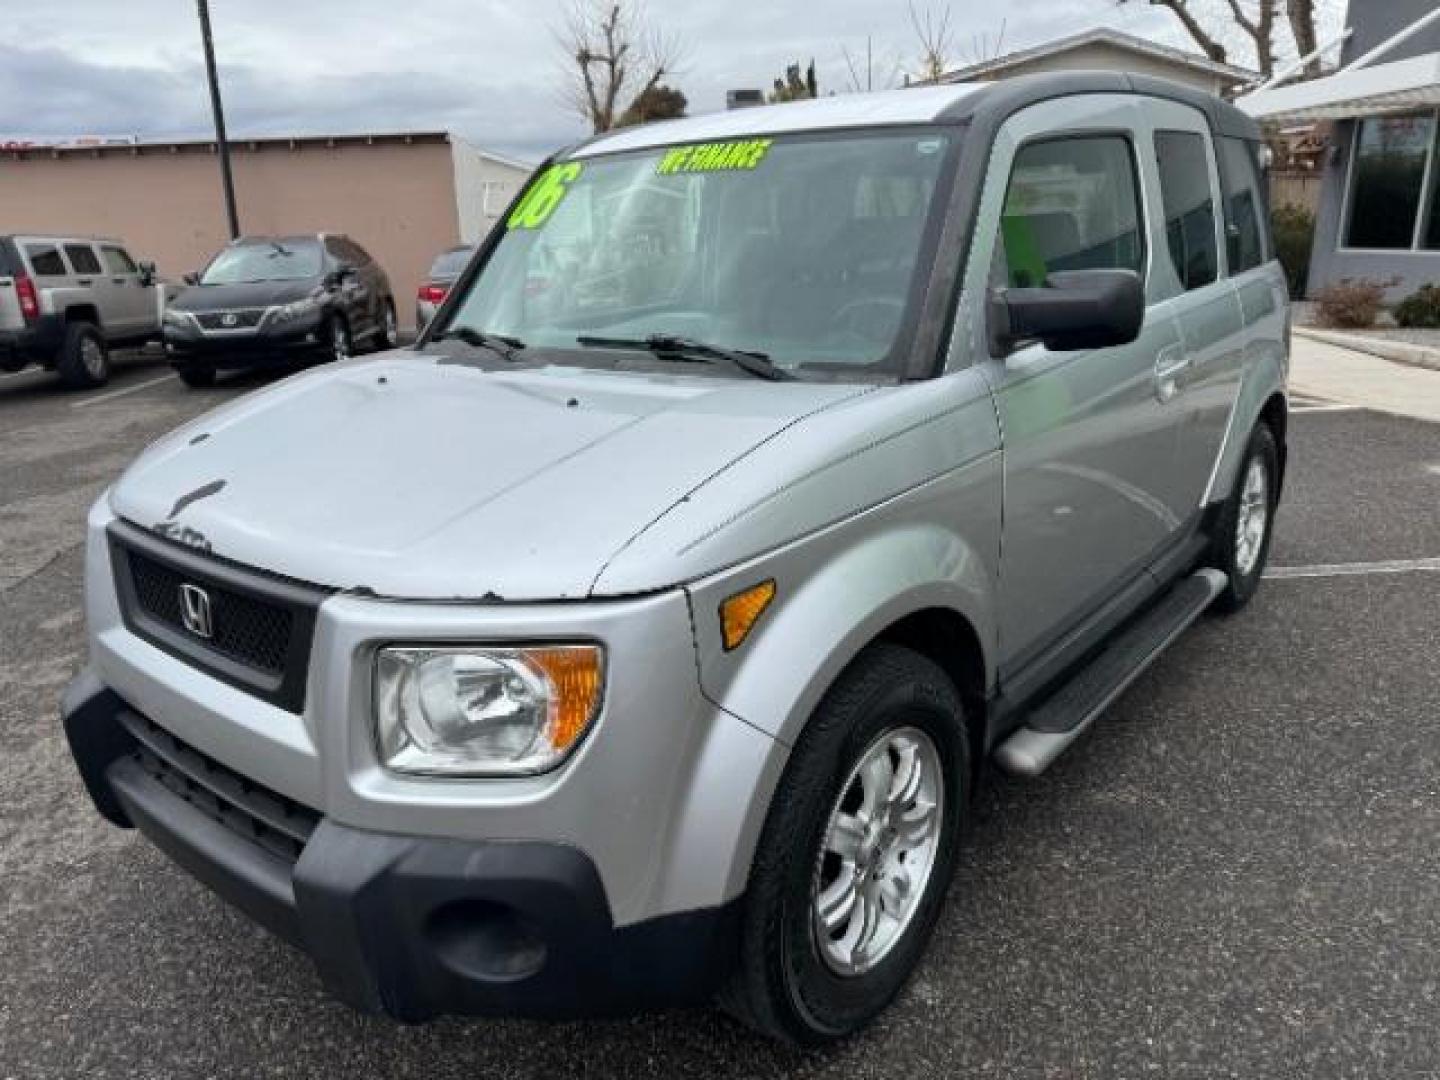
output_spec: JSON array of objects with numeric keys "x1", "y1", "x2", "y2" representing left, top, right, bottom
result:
[{"x1": 62, "y1": 303, "x2": 102, "y2": 329}]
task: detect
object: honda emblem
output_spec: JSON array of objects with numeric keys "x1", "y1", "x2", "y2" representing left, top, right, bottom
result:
[{"x1": 179, "y1": 583, "x2": 214, "y2": 639}]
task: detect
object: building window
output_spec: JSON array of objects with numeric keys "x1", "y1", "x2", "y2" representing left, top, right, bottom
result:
[
  {"x1": 482, "y1": 181, "x2": 511, "y2": 217},
  {"x1": 1344, "y1": 113, "x2": 1436, "y2": 250},
  {"x1": 1154, "y1": 130, "x2": 1217, "y2": 290}
]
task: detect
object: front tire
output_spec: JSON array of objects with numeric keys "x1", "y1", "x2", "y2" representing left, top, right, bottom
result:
[
  {"x1": 1210, "y1": 423, "x2": 1280, "y2": 613},
  {"x1": 375, "y1": 300, "x2": 398, "y2": 350},
  {"x1": 56, "y1": 321, "x2": 110, "y2": 389},
  {"x1": 324, "y1": 315, "x2": 352, "y2": 363},
  {"x1": 173, "y1": 361, "x2": 217, "y2": 389},
  {"x1": 721, "y1": 644, "x2": 969, "y2": 1046}
]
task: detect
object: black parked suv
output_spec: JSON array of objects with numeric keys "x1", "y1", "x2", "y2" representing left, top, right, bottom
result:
[{"x1": 164, "y1": 234, "x2": 397, "y2": 387}]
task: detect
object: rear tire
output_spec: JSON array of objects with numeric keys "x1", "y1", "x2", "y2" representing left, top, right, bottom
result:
[
  {"x1": 173, "y1": 362, "x2": 217, "y2": 389},
  {"x1": 1210, "y1": 422, "x2": 1279, "y2": 613},
  {"x1": 720, "y1": 644, "x2": 969, "y2": 1046},
  {"x1": 56, "y1": 321, "x2": 110, "y2": 389}
]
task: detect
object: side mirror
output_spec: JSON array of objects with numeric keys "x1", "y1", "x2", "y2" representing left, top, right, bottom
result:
[
  {"x1": 990, "y1": 269, "x2": 1144, "y2": 354},
  {"x1": 182, "y1": 271, "x2": 201, "y2": 286},
  {"x1": 138, "y1": 260, "x2": 157, "y2": 285}
]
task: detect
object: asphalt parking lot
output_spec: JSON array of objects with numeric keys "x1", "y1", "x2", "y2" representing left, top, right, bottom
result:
[{"x1": 2, "y1": 352, "x2": 1438, "y2": 1078}]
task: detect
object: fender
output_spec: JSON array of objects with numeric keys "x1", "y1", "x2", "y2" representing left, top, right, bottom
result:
[{"x1": 686, "y1": 455, "x2": 1002, "y2": 749}]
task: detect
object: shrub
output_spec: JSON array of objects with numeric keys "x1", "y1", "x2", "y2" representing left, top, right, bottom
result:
[
  {"x1": 1313, "y1": 277, "x2": 1393, "y2": 329},
  {"x1": 1271, "y1": 203, "x2": 1314, "y2": 300},
  {"x1": 1394, "y1": 284, "x2": 1440, "y2": 328}
]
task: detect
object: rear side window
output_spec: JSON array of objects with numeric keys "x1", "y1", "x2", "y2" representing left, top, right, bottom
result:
[
  {"x1": 1155, "y1": 130, "x2": 1218, "y2": 290},
  {"x1": 26, "y1": 244, "x2": 68, "y2": 276},
  {"x1": 64, "y1": 244, "x2": 102, "y2": 275},
  {"x1": 999, "y1": 135, "x2": 1145, "y2": 289},
  {"x1": 101, "y1": 246, "x2": 139, "y2": 274},
  {"x1": 1217, "y1": 137, "x2": 1268, "y2": 273}
]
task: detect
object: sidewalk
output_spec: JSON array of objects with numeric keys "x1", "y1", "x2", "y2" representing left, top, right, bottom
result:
[{"x1": 1290, "y1": 335, "x2": 1440, "y2": 423}]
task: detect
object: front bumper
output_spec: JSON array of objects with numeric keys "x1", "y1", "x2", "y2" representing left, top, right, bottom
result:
[
  {"x1": 164, "y1": 311, "x2": 326, "y2": 366},
  {"x1": 62, "y1": 674, "x2": 739, "y2": 1020}
]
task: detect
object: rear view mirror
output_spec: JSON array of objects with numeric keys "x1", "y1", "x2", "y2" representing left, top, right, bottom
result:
[{"x1": 990, "y1": 269, "x2": 1144, "y2": 354}]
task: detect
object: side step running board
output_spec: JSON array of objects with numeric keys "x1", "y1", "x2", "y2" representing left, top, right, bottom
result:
[{"x1": 995, "y1": 569, "x2": 1227, "y2": 778}]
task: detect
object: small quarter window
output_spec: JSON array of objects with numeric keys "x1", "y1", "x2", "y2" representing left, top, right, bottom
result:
[
  {"x1": 1218, "y1": 136, "x2": 1268, "y2": 272},
  {"x1": 1154, "y1": 130, "x2": 1218, "y2": 290},
  {"x1": 64, "y1": 244, "x2": 102, "y2": 275},
  {"x1": 999, "y1": 135, "x2": 1145, "y2": 289},
  {"x1": 25, "y1": 244, "x2": 67, "y2": 277}
]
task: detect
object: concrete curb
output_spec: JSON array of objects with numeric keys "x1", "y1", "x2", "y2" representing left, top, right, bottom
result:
[{"x1": 1294, "y1": 327, "x2": 1440, "y2": 373}]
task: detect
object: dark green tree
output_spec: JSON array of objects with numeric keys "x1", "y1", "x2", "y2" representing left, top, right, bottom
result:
[
  {"x1": 618, "y1": 83, "x2": 688, "y2": 126},
  {"x1": 769, "y1": 60, "x2": 818, "y2": 103}
]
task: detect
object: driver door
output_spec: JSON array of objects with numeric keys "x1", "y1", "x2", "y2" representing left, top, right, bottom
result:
[{"x1": 967, "y1": 95, "x2": 1193, "y2": 671}]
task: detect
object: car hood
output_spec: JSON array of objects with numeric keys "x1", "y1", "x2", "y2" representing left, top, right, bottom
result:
[
  {"x1": 110, "y1": 354, "x2": 871, "y2": 600},
  {"x1": 171, "y1": 279, "x2": 319, "y2": 311}
]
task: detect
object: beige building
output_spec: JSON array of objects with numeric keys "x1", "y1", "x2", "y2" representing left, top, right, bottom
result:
[
  {"x1": 0, "y1": 132, "x2": 533, "y2": 328},
  {"x1": 940, "y1": 28, "x2": 1257, "y2": 98}
]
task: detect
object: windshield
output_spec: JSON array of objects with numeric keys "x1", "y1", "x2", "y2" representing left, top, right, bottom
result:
[
  {"x1": 441, "y1": 130, "x2": 956, "y2": 377},
  {"x1": 201, "y1": 241, "x2": 323, "y2": 285}
]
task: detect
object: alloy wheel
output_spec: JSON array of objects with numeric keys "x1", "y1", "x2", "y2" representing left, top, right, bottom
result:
[
  {"x1": 1234, "y1": 457, "x2": 1269, "y2": 577},
  {"x1": 811, "y1": 726, "x2": 944, "y2": 977}
]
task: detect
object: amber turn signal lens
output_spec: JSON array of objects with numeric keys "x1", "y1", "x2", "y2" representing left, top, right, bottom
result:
[
  {"x1": 527, "y1": 646, "x2": 605, "y2": 752},
  {"x1": 720, "y1": 580, "x2": 777, "y2": 651}
]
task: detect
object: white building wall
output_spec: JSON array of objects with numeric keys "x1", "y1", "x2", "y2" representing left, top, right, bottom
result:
[{"x1": 450, "y1": 137, "x2": 536, "y2": 244}]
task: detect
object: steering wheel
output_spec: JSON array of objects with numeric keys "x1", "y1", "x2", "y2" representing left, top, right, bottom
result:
[{"x1": 832, "y1": 296, "x2": 907, "y2": 345}]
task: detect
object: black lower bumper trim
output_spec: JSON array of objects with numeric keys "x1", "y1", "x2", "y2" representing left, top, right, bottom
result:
[{"x1": 61, "y1": 677, "x2": 738, "y2": 1021}]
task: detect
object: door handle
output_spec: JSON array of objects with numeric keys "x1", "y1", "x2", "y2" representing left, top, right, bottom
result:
[
  {"x1": 112, "y1": 277, "x2": 127, "y2": 285},
  {"x1": 1154, "y1": 344, "x2": 1189, "y2": 403}
]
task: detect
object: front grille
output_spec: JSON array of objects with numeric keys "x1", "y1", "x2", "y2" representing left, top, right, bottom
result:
[
  {"x1": 127, "y1": 550, "x2": 293, "y2": 677},
  {"x1": 195, "y1": 308, "x2": 266, "y2": 331},
  {"x1": 108, "y1": 520, "x2": 329, "y2": 713},
  {"x1": 120, "y1": 710, "x2": 318, "y2": 865}
]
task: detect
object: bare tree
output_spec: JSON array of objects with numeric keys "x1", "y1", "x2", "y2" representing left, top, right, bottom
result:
[
  {"x1": 909, "y1": 2, "x2": 956, "y2": 84},
  {"x1": 1120, "y1": 0, "x2": 1335, "y2": 80},
  {"x1": 559, "y1": 1, "x2": 683, "y2": 134}
]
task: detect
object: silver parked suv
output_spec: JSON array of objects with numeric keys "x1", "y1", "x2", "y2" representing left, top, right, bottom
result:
[
  {"x1": 0, "y1": 233, "x2": 162, "y2": 387},
  {"x1": 63, "y1": 74, "x2": 1287, "y2": 1044}
]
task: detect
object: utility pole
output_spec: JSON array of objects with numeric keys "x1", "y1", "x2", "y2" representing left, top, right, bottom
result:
[{"x1": 196, "y1": 0, "x2": 240, "y2": 239}]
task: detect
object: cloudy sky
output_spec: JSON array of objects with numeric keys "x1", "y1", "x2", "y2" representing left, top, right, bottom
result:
[{"x1": 0, "y1": 0, "x2": 1320, "y2": 161}]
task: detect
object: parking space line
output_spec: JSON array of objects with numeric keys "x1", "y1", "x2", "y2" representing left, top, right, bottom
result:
[
  {"x1": 71, "y1": 374, "x2": 176, "y2": 409},
  {"x1": 1291, "y1": 403, "x2": 1364, "y2": 414},
  {"x1": 1266, "y1": 557, "x2": 1440, "y2": 580}
]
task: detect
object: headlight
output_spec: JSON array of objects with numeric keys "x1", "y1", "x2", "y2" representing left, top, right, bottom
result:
[
  {"x1": 272, "y1": 297, "x2": 321, "y2": 323},
  {"x1": 374, "y1": 645, "x2": 604, "y2": 777}
]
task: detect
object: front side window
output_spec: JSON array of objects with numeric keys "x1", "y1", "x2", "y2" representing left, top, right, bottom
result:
[
  {"x1": 1217, "y1": 136, "x2": 1268, "y2": 272},
  {"x1": 1345, "y1": 115, "x2": 1434, "y2": 250},
  {"x1": 201, "y1": 241, "x2": 323, "y2": 285},
  {"x1": 443, "y1": 131, "x2": 957, "y2": 377},
  {"x1": 102, "y1": 247, "x2": 138, "y2": 275},
  {"x1": 998, "y1": 135, "x2": 1145, "y2": 290},
  {"x1": 1155, "y1": 130, "x2": 1218, "y2": 290},
  {"x1": 64, "y1": 244, "x2": 102, "y2": 275}
]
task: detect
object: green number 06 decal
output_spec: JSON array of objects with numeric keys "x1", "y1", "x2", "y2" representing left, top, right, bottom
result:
[{"x1": 507, "y1": 163, "x2": 584, "y2": 231}]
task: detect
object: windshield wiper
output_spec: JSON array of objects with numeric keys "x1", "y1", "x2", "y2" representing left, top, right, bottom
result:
[
  {"x1": 431, "y1": 326, "x2": 527, "y2": 361},
  {"x1": 574, "y1": 334, "x2": 794, "y2": 382}
]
